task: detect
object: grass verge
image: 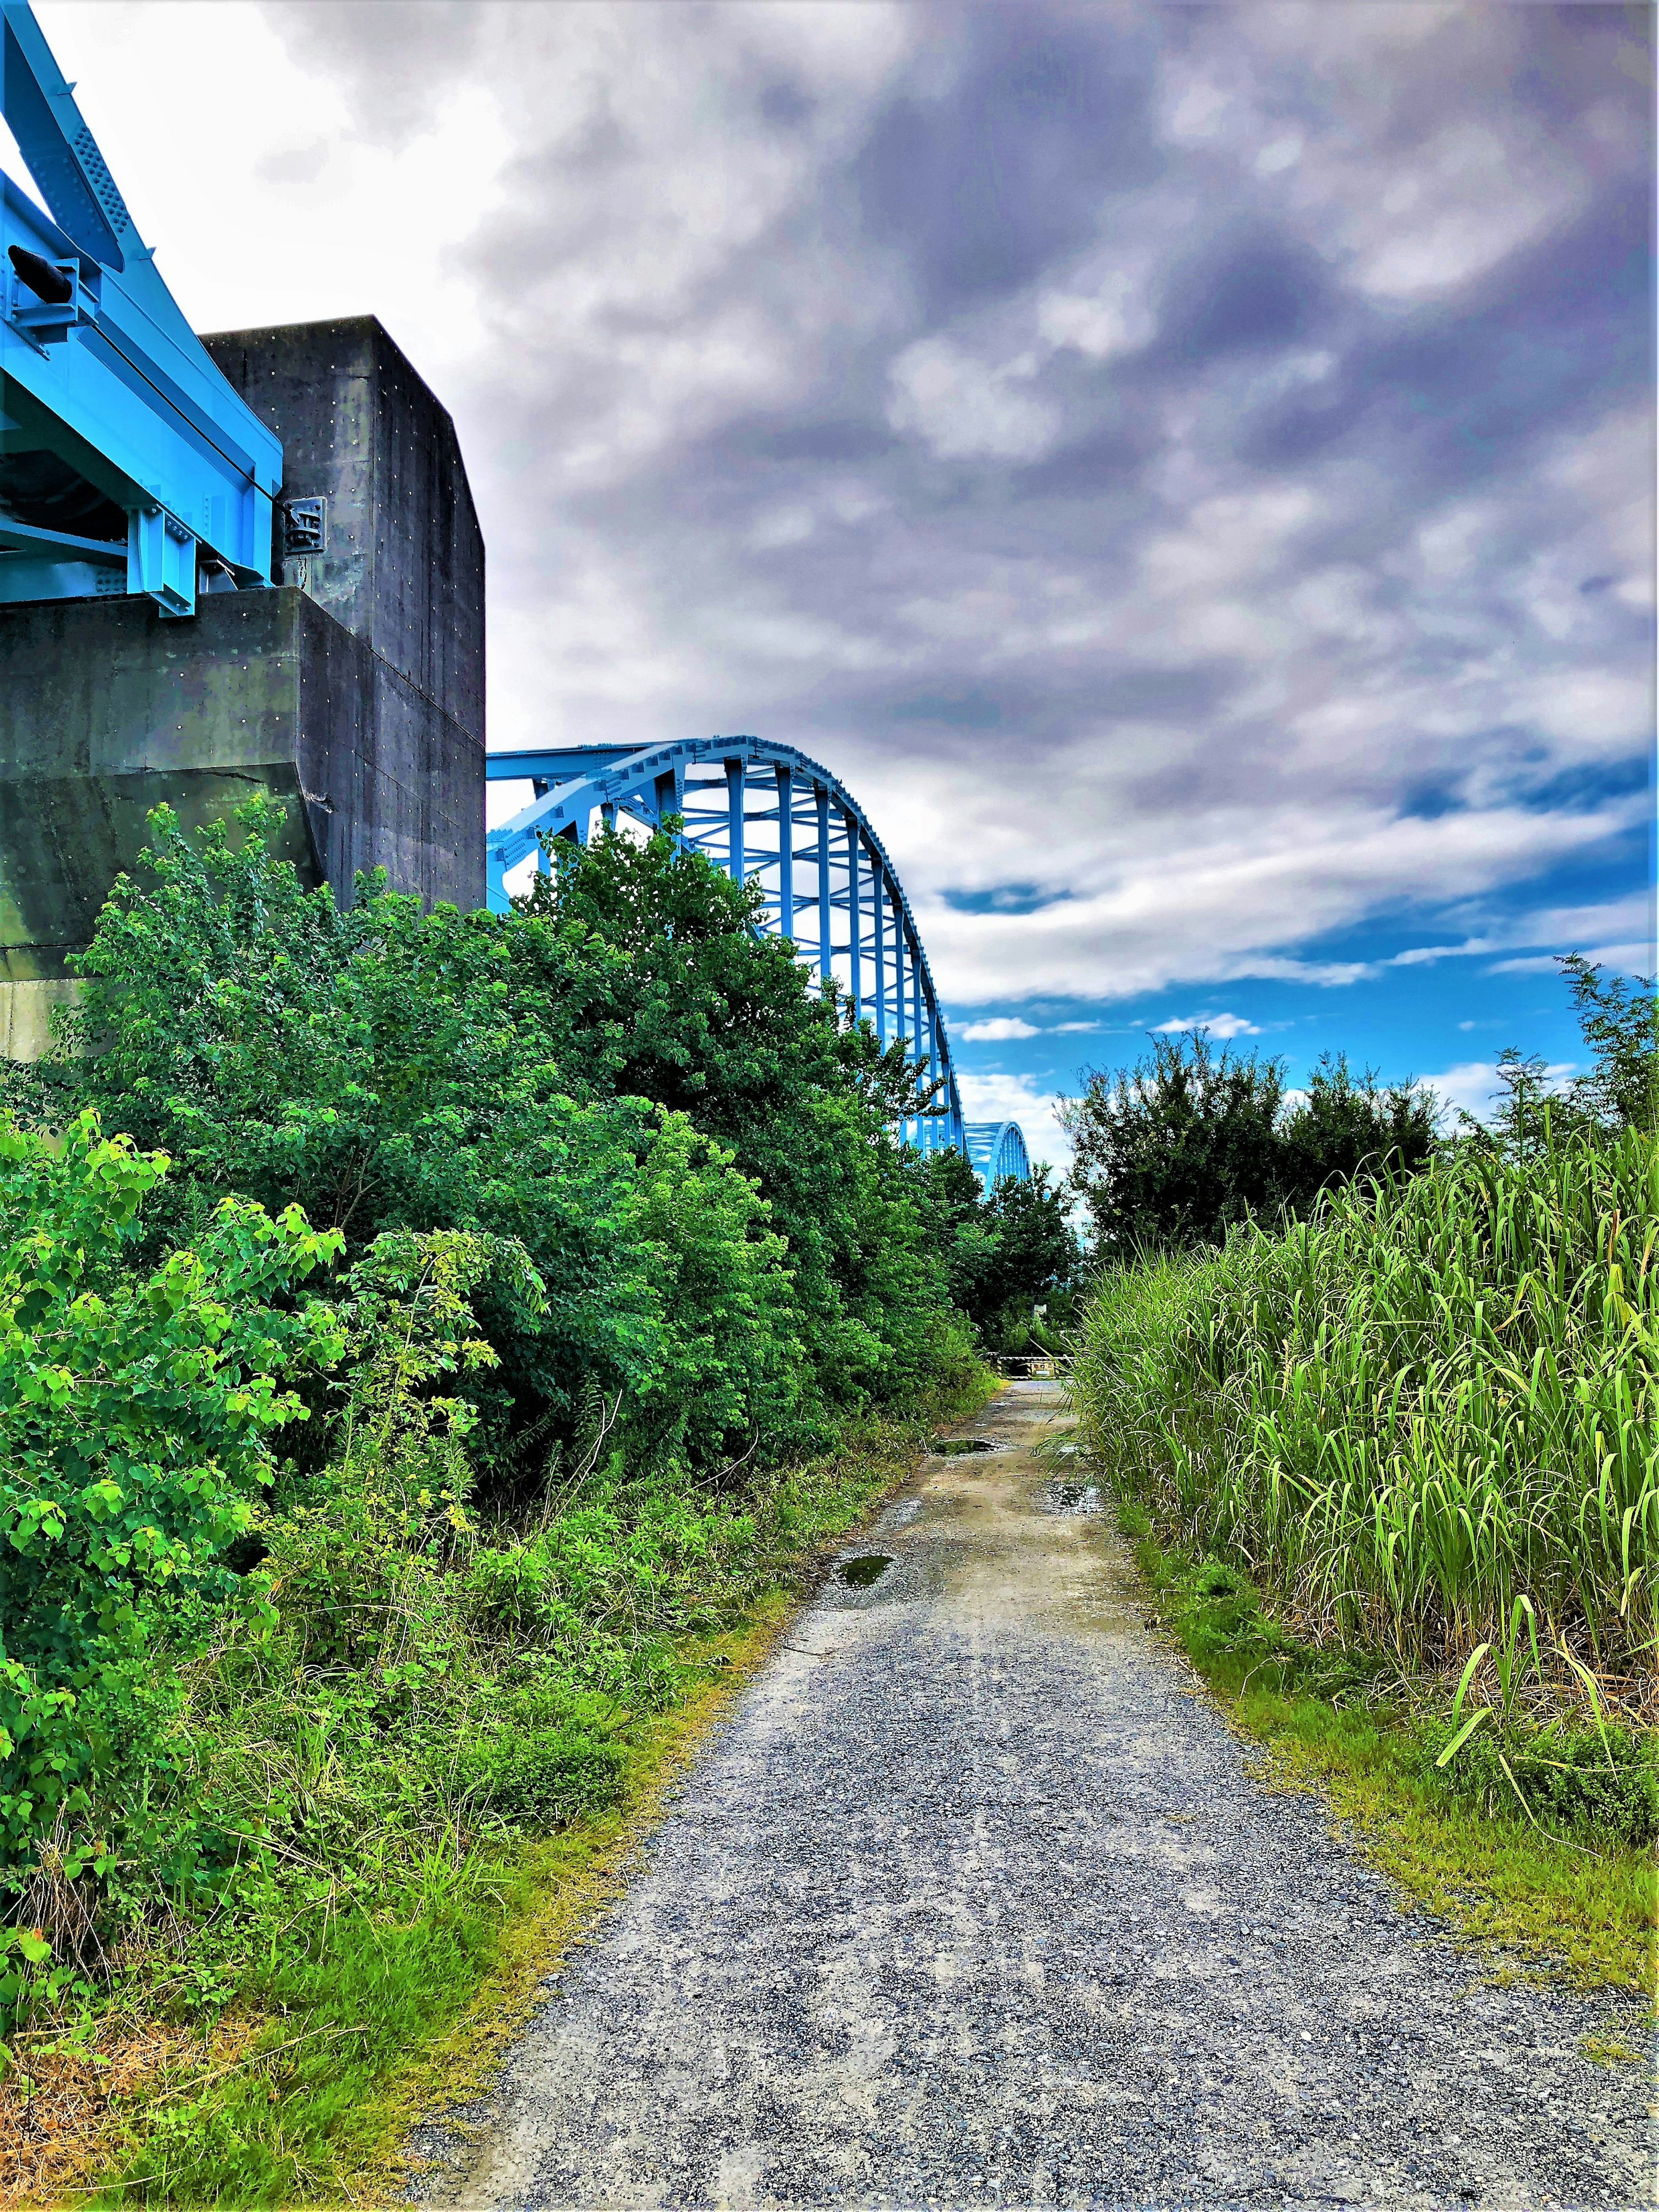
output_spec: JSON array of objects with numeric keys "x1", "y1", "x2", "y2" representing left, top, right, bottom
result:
[
  {"x1": 1119, "y1": 1502, "x2": 1657, "y2": 1999},
  {"x1": 5, "y1": 1395, "x2": 994, "y2": 2210},
  {"x1": 89, "y1": 1608, "x2": 790, "y2": 2209}
]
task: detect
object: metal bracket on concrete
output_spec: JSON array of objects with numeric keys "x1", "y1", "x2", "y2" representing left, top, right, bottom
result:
[{"x1": 126, "y1": 506, "x2": 196, "y2": 618}]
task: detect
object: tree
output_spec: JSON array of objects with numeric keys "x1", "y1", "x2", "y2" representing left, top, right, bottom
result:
[
  {"x1": 1460, "y1": 955, "x2": 1657, "y2": 1158},
  {"x1": 1062, "y1": 1031, "x2": 1435, "y2": 1256},
  {"x1": 1062, "y1": 1031, "x2": 1289, "y2": 1254},
  {"x1": 914, "y1": 1148, "x2": 1079, "y2": 1348},
  {"x1": 510, "y1": 824, "x2": 947, "y2": 1408},
  {"x1": 47, "y1": 801, "x2": 965, "y2": 1476},
  {"x1": 1558, "y1": 954, "x2": 1656, "y2": 1133},
  {"x1": 1280, "y1": 1052, "x2": 1438, "y2": 1200}
]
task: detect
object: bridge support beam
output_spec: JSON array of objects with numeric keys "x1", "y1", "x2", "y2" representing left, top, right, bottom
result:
[{"x1": 776, "y1": 765, "x2": 793, "y2": 943}]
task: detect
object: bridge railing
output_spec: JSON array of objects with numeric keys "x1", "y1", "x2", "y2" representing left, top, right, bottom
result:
[{"x1": 984, "y1": 1352, "x2": 1067, "y2": 1379}]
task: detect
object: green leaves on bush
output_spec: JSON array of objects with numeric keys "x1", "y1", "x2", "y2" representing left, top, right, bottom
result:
[
  {"x1": 43, "y1": 798, "x2": 1019, "y2": 1474},
  {"x1": 0, "y1": 794, "x2": 1009, "y2": 2064},
  {"x1": 1063, "y1": 1033, "x2": 1438, "y2": 1256},
  {"x1": 0, "y1": 1113, "x2": 343, "y2": 1886},
  {"x1": 1419, "y1": 1715, "x2": 1658, "y2": 1849}
]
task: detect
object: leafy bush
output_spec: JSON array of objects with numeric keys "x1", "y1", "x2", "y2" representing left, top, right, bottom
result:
[
  {"x1": 455, "y1": 1685, "x2": 632, "y2": 1822},
  {"x1": 1063, "y1": 1033, "x2": 1437, "y2": 1254},
  {"x1": 1417, "y1": 1718, "x2": 1658, "y2": 1849},
  {"x1": 0, "y1": 1113, "x2": 341, "y2": 1894},
  {"x1": 0, "y1": 797, "x2": 1005, "y2": 2082},
  {"x1": 923, "y1": 1147, "x2": 1080, "y2": 1349},
  {"x1": 39, "y1": 800, "x2": 1001, "y2": 1473}
]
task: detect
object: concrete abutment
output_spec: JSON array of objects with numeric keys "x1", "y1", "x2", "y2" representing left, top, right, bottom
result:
[{"x1": 0, "y1": 315, "x2": 485, "y2": 1057}]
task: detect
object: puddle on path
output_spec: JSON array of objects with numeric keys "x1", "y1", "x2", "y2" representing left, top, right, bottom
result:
[
  {"x1": 1042, "y1": 1480, "x2": 1105, "y2": 1517},
  {"x1": 817, "y1": 1384, "x2": 1143, "y2": 1637},
  {"x1": 838, "y1": 1554, "x2": 893, "y2": 1587}
]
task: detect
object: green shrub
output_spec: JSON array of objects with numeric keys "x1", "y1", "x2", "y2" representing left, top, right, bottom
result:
[
  {"x1": 0, "y1": 1113, "x2": 342, "y2": 1898},
  {"x1": 0, "y1": 797, "x2": 1000, "y2": 2086},
  {"x1": 48, "y1": 800, "x2": 983, "y2": 1472},
  {"x1": 456, "y1": 1685, "x2": 632, "y2": 1822},
  {"x1": 1419, "y1": 1720, "x2": 1658, "y2": 1849}
]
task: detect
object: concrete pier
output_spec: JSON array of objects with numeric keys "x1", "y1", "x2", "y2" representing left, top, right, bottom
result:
[{"x1": 0, "y1": 315, "x2": 484, "y2": 1058}]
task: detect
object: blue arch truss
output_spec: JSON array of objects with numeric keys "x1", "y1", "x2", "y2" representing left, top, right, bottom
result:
[
  {"x1": 965, "y1": 1120, "x2": 1031, "y2": 1187},
  {"x1": 485, "y1": 737, "x2": 1028, "y2": 1181}
]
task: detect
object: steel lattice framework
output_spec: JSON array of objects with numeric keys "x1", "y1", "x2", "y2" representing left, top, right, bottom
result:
[{"x1": 485, "y1": 738, "x2": 1028, "y2": 1181}]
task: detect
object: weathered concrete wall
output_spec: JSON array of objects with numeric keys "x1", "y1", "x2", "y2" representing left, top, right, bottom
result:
[
  {"x1": 202, "y1": 316, "x2": 485, "y2": 746},
  {"x1": 0, "y1": 585, "x2": 483, "y2": 983},
  {"x1": 0, "y1": 314, "x2": 485, "y2": 1057}
]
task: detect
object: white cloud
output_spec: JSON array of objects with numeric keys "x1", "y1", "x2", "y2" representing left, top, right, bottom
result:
[
  {"x1": 1255, "y1": 132, "x2": 1304, "y2": 177},
  {"x1": 954, "y1": 1071, "x2": 1071, "y2": 1179},
  {"x1": 1036, "y1": 280, "x2": 1149, "y2": 362},
  {"x1": 31, "y1": 2, "x2": 514, "y2": 400},
  {"x1": 886, "y1": 337, "x2": 1059, "y2": 463},
  {"x1": 1486, "y1": 943, "x2": 1652, "y2": 978},
  {"x1": 1382, "y1": 896, "x2": 1653, "y2": 982},
  {"x1": 1153, "y1": 1012, "x2": 1262, "y2": 1040},
  {"x1": 895, "y1": 790, "x2": 1641, "y2": 1007},
  {"x1": 23, "y1": 0, "x2": 1643, "y2": 1047},
  {"x1": 1422, "y1": 1058, "x2": 1578, "y2": 1125},
  {"x1": 958, "y1": 1016, "x2": 1040, "y2": 1042}
]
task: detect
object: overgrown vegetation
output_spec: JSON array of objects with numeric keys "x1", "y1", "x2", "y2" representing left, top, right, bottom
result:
[
  {"x1": 1072, "y1": 1118, "x2": 1654, "y2": 1676},
  {"x1": 1071, "y1": 961, "x2": 1657, "y2": 1986},
  {"x1": 0, "y1": 800, "x2": 1041, "y2": 2189},
  {"x1": 1063, "y1": 1033, "x2": 1438, "y2": 1254}
]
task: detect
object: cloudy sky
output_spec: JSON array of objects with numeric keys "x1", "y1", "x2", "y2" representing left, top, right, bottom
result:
[{"x1": 19, "y1": 0, "x2": 1653, "y2": 1164}]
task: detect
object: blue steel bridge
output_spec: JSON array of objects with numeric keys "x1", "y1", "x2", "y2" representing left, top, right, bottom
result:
[
  {"x1": 0, "y1": 0, "x2": 1027, "y2": 1189},
  {"x1": 486, "y1": 739, "x2": 1031, "y2": 1188}
]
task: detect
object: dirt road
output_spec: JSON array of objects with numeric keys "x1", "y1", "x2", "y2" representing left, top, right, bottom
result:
[{"x1": 420, "y1": 1381, "x2": 1652, "y2": 2209}]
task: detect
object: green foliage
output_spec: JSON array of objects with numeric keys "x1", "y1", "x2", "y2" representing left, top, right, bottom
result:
[
  {"x1": 1416, "y1": 1715, "x2": 1658, "y2": 1850},
  {"x1": 46, "y1": 800, "x2": 985, "y2": 1469},
  {"x1": 1063, "y1": 1031, "x2": 1436, "y2": 1255},
  {"x1": 1072, "y1": 1121, "x2": 1656, "y2": 1670},
  {"x1": 100, "y1": 1850, "x2": 531, "y2": 2207},
  {"x1": 508, "y1": 821, "x2": 960, "y2": 1415},
  {"x1": 1070, "y1": 958, "x2": 1659, "y2": 1669},
  {"x1": 51, "y1": 1416, "x2": 949, "y2": 2200},
  {"x1": 1557, "y1": 955, "x2": 1658, "y2": 1133},
  {"x1": 1457, "y1": 958, "x2": 1658, "y2": 1165},
  {"x1": 1071, "y1": 962, "x2": 1659, "y2": 1987},
  {"x1": 918, "y1": 1148, "x2": 1080, "y2": 1350},
  {"x1": 0, "y1": 1112, "x2": 342, "y2": 1894},
  {"x1": 0, "y1": 797, "x2": 1001, "y2": 2117}
]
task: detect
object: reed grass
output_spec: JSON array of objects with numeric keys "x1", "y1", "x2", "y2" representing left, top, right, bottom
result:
[{"x1": 1071, "y1": 1124, "x2": 1656, "y2": 1699}]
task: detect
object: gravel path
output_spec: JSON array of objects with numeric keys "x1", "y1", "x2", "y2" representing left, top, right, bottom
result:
[{"x1": 420, "y1": 1381, "x2": 1654, "y2": 2209}]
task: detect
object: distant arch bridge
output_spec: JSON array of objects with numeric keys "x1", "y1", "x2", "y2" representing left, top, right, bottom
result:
[{"x1": 485, "y1": 738, "x2": 1029, "y2": 1183}]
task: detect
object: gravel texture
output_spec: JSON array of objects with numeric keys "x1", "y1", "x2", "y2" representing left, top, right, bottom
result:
[{"x1": 417, "y1": 1382, "x2": 1655, "y2": 2210}]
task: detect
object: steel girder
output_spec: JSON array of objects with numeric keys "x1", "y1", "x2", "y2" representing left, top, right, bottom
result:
[
  {"x1": 965, "y1": 1120, "x2": 1031, "y2": 1187},
  {"x1": 484, "y1": 737, "x2": 1028, "y2": 1180},
  {"x1": 1, "y1": 4, "x2": 283, "y2": 614}
]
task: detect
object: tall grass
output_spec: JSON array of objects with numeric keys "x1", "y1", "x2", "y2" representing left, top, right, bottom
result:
[{"x1": 1071, "y1": 1124, "x2": 1656, "y2": 1689}]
